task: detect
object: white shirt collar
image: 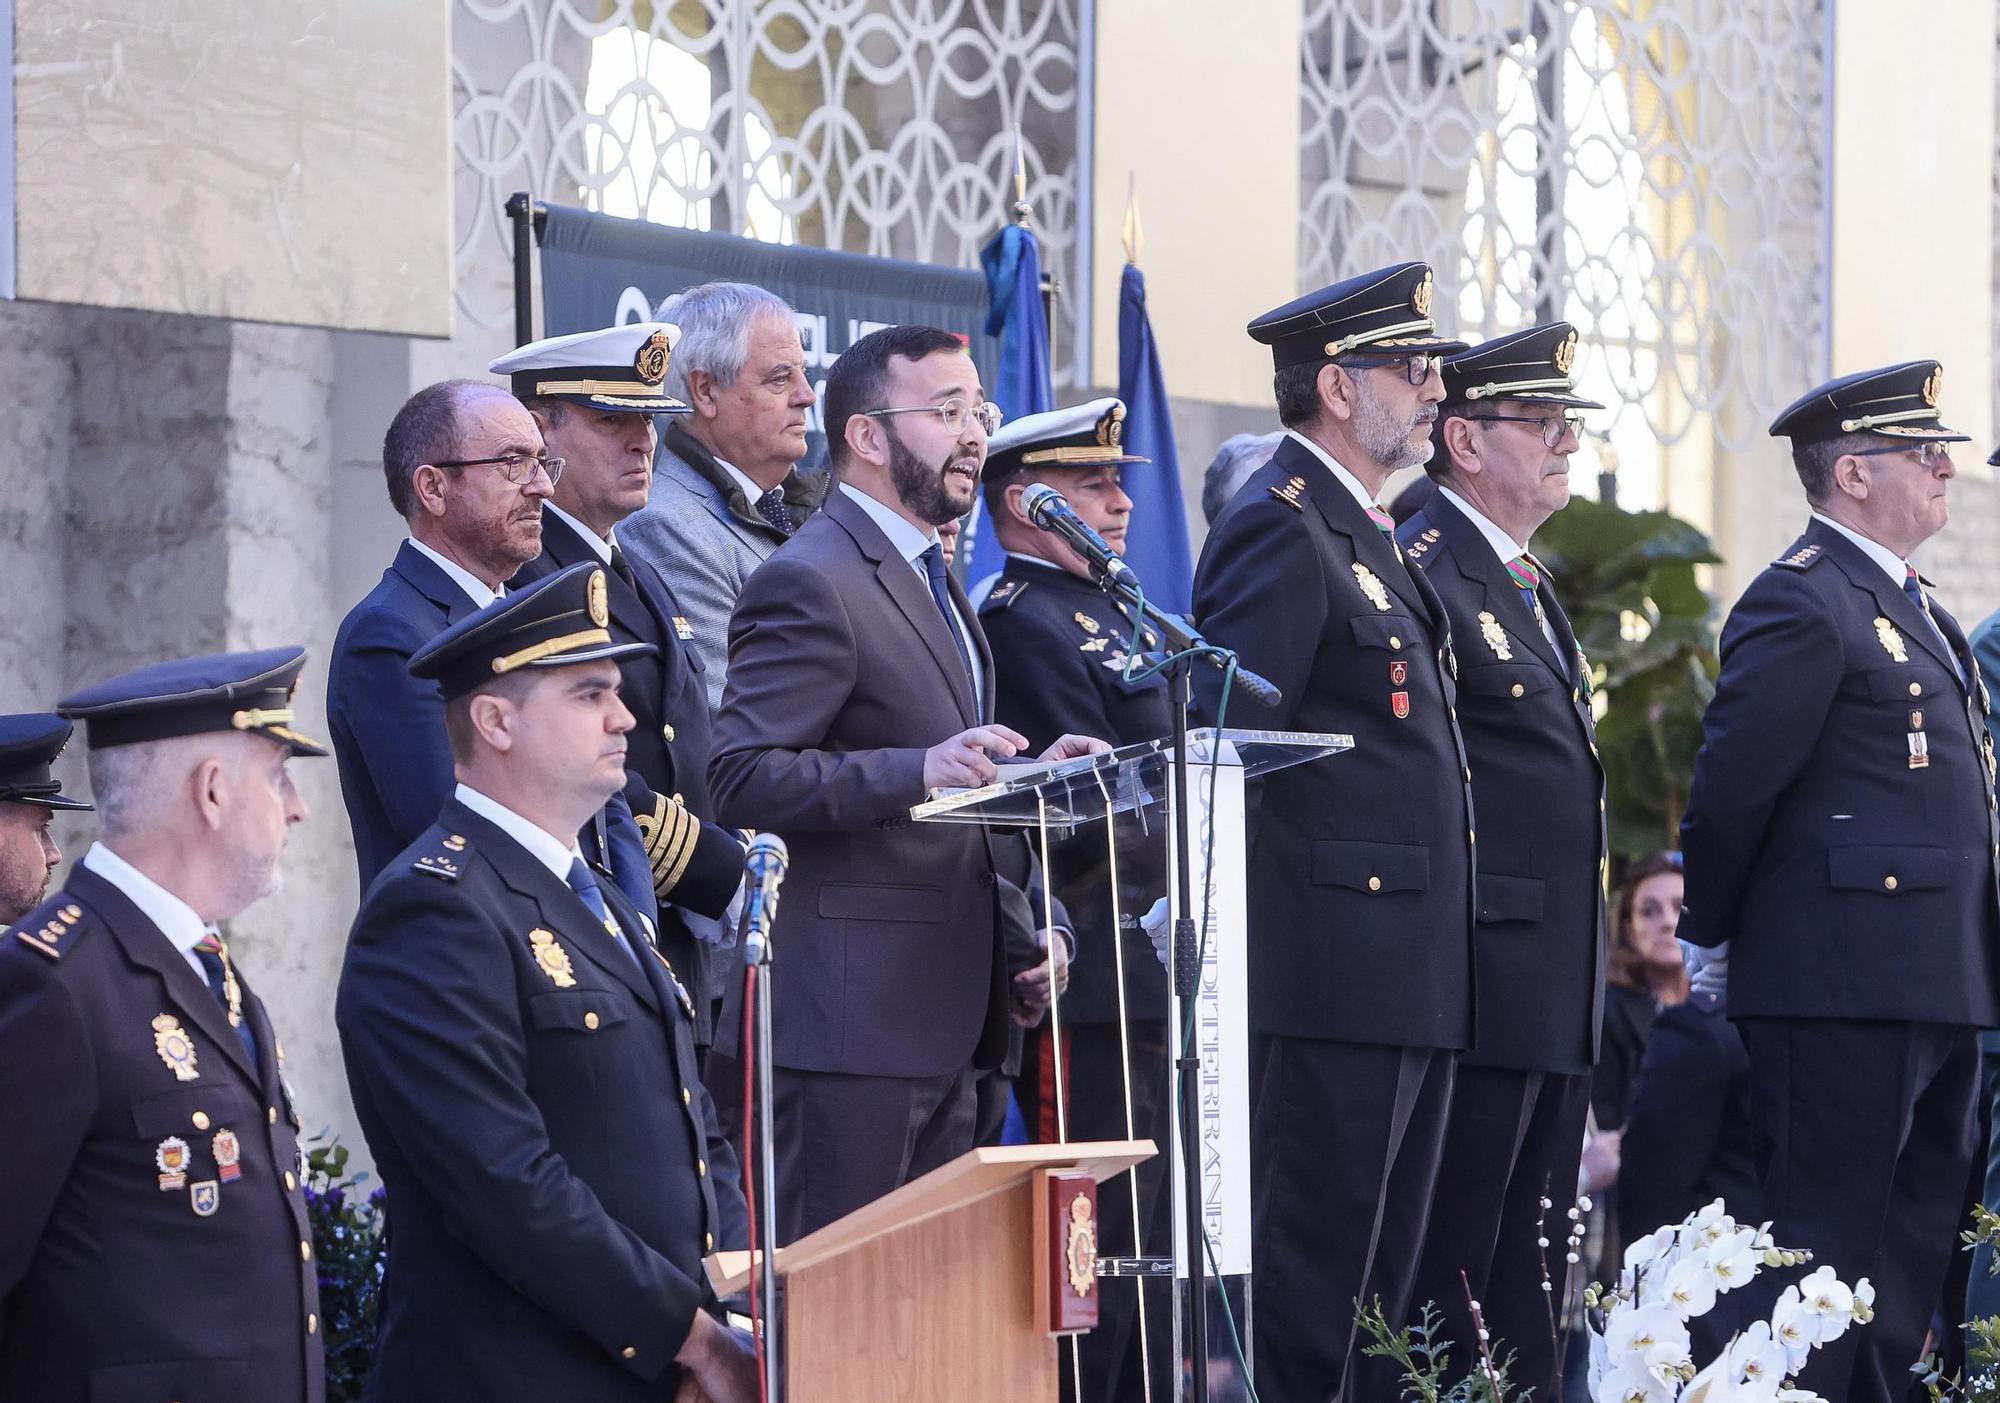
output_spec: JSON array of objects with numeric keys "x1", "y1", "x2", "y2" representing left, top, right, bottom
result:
[
  {"x1": 544, "y1": 502, "x2": 613, "y2": 565},
  {"x1": 839, "y1": 481, "x2": 939, "y2": 566},
  {"x1": 454, "y1": 784, "x2": 580, "y2": 883},
  {"x1": 1285, "y1": 430, "x2": 1380, "y2": 515},
  {"x1": 1810, "y1": 511, "x2": 1909, "y2": 587},
  {"x1": 408, "y1": 537, "x2": 504, "y2": 610},
  {"x1": 1436, "y1": 485, "x2": 1531, "y2": 564},
  {"x1": 80, "y1": 842, "x2": 212, "y2": 970},
  {"x1": 713, "y1": 454, "x2": 769, "y2": 507}
]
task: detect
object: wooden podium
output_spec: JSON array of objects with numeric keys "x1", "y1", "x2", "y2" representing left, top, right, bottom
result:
[{"x1": 708, "y1": 1140, "x2": 1153, "y2": 1403}]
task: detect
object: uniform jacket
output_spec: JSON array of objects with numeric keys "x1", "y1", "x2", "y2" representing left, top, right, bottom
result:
[
  {"x1": 513, "y1": 509, "x2": 745, "y2": 1043},
  {"x1": 329, "y1": 540, "x2": 657, "y2": 918},
  {"x1": 708, "y1": 486, "x2": 1011, "y2": 1078},
  {"x1": 0, "y1": 867, "x2": 322, "y2": 1403},
  {"x1": 1617, "y1": 987, "x2": 1756, "y2": 1240},
  {"x1": 981, "y1": 555, "x2": 1173, "y2": 1025},
  {"x1": 1192, "y1": 434, "x2": 1476, "y2": 1050},
  {"x1": 1680, "y1": 517, "x2": 2000, "y2": 1025},
  {"x1": 336, "y1": 801, "x2": 745, "y2": 1403},
  {"x1": 619, "y1": 421, "x2": 822, "y2": 714},
  {"x1": 1399, "y1": 492, "x2": 1607, "y2": 1073}
]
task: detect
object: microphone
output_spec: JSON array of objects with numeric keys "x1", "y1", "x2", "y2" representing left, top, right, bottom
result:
[
  {"x1": 1023, "y1": 483, "x2": 1139, "y2": 589},
  {"x1": 741, "y1": 833, "x2": 789, "y2": 965}
]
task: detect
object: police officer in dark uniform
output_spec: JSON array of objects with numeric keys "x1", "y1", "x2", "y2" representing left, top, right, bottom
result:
[
  {"x1": 0, "y1": 649, "x2": 326, "y2": 1402},
  {"x1": 336, "y1": 562, "x2": 754, "y2": 1403},
  {"x1": 0, "y1": 714, "x2": 92, "y2": 928},
  {"x1": 979, "y1": 398, "x2": 1174, "y2": 1403},
  {"x1": 1395, "y1": 323, "x2": 1607, "y2": 1395},
  {"x1": 1193, "y1": 261, "x2": 1475, "y2": 1402},
  {"x1": 1680, "y1": 360, "x2": 2000, "y2": 1403},
  {"x1": 496, "y1": 323, "x2": 748, "y2": 1051}
]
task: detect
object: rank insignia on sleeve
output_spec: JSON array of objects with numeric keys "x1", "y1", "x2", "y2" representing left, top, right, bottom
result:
[
  {"x1": 1074, "y1": 612, "x2": 1101, "y2": 636},
  {"x1": 1478, "y1": 611, "x2": 1513, "y2": 661},
  {"x1": 1270, "y1": 476, "x2": 1307, "y2": 511},
  {"x1": 1351, "y1": 563, "x2": 1392, "y2": 612},
  {"x1": 1874, "y1": 617, "x2": 1909, "y2": 663},
  {"x1": 152, "y1": 1013, "x2": 200, "y2": 1081},
  {"x1": 529, "y1": 929, "x2": 578, "y2": 988}
]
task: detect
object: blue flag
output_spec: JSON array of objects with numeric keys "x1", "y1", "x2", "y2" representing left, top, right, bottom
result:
[
  {"x1": 964, "y1": 223, "x2": 1055, "y2": 589},
  {"x1": 1115, "y1": 264, "x2": 1194, "y2": 613}
]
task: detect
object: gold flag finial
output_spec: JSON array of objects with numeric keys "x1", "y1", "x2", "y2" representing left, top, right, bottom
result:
[
  {"x1": 1121, "y1": 174, "x2": 1143, "y2": 266},
  {"x1": 1011, "y1": 124, "x2": 1034, "y2": 226}
]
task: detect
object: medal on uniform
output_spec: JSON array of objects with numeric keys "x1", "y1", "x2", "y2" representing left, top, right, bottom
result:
[
  {"x1": 1351, "y1": 563, "x2": 1391, "y2": 612},
  {"x1": 672, "y1": 616, "x2": 694, "y2": 641},
  {"x1": 155, "y1": 1136, "x2": 191, "y2": 1191},
  {"x1": 152, "y1": 1013, "x2": 200, "y2": 1081},
  {"x1": 189, "y1": 1180, "x2": 220, "y2": 1217},
  {"x1": 1477, "y1": 611, "x2": 1513, "y2": 661},
  {"x1": 1078, "y1": 636, "x2": 1110, "y2": 653},
  {"x1": 1389, "y1": 660, "x2": 1409, "y2": 685},
  {"x1": 529, "y1": 929, "x2": 577, "y2": 988},
  {"x1": 1908, "y1": 732, "x2": 1930, "y2": 770},
  {"x1": 212, "y1": 1128, "x2": 243, "y2": 1183},
  {"x1": 1391, "y1": 691, "x2": 1411, "y2": 719},
  {"x1": 1875, "y1": 617, "x2": 1909, "y2": 663},
  {"x1": 1074, "y1": 613, "x2": 1101, "y2": 636}
]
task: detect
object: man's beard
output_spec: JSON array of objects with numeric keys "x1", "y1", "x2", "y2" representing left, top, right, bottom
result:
[
  {"x1": 1353, "y1": 380, "x2": 1435, "y2": 471},
  {"x1": 886, "y1": 428, "x2": 974, "y2": 527}
]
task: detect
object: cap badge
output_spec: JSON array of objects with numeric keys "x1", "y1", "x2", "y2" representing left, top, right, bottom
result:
[
  {"x1": 1102, "y1": 407, "x2": 1125, "y2": 448},
  {"x1": 1922, "y1": 364, "x2": 1942, "y2": 407},
  {"x1": 1351, "y1": 562, "x2": 1392, "y2": 612},
  {"x1": 152, "y1": 1013, "x2": 200, "y2": 1082},
  {"x1": 1553, "y1": 331, "x2": 1578, "y2": 375},
  {"x1": 1411, "y1": 269, "x2": 1434, "y2": 318},
  {"x1": 587, "y1": 569, "x2": 610, "y2": 628},
  {"x1": 1478, "y1": 610, "x2": 1514, "y2": 661},
  {"x1": 530, "y1": 929, "x2": 577, "y2": 988},
  {"x1": 1874, "y1": 617, "x2": 1908, "y2": 664},
  {"x1": 635, "y1": 330, "x2": 671, "y2": 387}
]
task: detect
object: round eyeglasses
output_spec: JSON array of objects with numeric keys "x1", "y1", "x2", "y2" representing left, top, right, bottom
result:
[{"x1": 862, "y1": 398, "x2": 1004, "y2": 436}]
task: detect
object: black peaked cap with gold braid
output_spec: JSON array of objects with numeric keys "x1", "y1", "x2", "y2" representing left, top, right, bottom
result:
[
  {"x1": 1769, "y1": 360, "x2": 1966, "y2": 446},
  {"x1": 0, "y1": 714, "x2": 92, "y2": 808},
  {"x1": 1441, "y1": 321, "x2": 1603, "y2": 410},
  {"x1": 489, "y1": 321, "x2": 689, "y2": 415},
  {"x1": 410, "y1": 562, "x2": 655, "y2": 702},
  {"x1": 59, "y1": 647, "x2": 328, "y2": 757},
  {"x1": 1248, "y1": 261, "x2": 1469, "y2": 371}
]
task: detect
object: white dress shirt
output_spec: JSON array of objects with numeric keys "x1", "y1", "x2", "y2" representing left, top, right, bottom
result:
[
  {"x1": 80, "y1": 842, "x2": 212, "y2": 983},
  {"x1": 1437, "y1": 485, "x2": 1561, "y2": 655},
  {"x1": 839, "y1": 482, "x2": 985, "y2": 702},
  {"x1": 1285, "y1": 429, "x2": 1383, "y2": 517},
  {"x1": 408, "y1": 538, "x2": 504, "y2": 609},
  {"x1": 545, "y1": 502, "x2": 614, "y2": 564},
  {"x1": 454, "y1": 783, "x2": 580, "y2": 883},
  {"x1": 714, "y1": 454, "x2": 769, "y2": 508}
]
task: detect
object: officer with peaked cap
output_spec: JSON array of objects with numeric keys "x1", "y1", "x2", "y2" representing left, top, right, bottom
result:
[
  {"x1": 1396, "y1": 322, "x2": 1607, "y2": 1397},
  {"x1": 336, "y1": 562, "x2": 755, "y2": 1403},
  {"x1": 1681, "y1": 361, "x2": 2000, "y2": 1402},
  {"x1": 0, "y1": 714, "x2": 91, "y2": 927},
  {"x1": 0, "y1": 649, "x2": 325, "y2": 1401},
  {"x1": 496, "y1": 322, "x2": 746, "y2": 1055},
  {"x1": 979, "y1": 397, "x2": 1173, "y2": 1403},
  {"x1": 1192, "y1": 261, "x2": 1476, "y2": 1401}
]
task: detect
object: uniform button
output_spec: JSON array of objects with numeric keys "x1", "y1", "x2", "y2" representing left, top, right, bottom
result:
[
  {"x1": 1367, "y1": 876, "x2": 1382, "y2": 893},
  {"x1": 663, "y1": 724, "x2": 677, "y2": 742},
  {"x1": 191, "y1": 1110, "x2": 210, "y2": 1130},
  {"x1": 705, "y1": 1232, "x2": 715, "y2": 1251},
  {"x1": 584, "y1": 1011, "x2": 600, "y2": 1031},
  {"x1": 1510, "y1": 684, "x2": 1525, "y2": 698},
  {"x1": 285, "y1": 1171, "x2": 298, "y2": 1192},
  {"x1": 697, "y1": 1158, "x2": 708, "y2": 1177},
  {"x1": 308, "y1": 1314, "x2": 318, "y2": 1335},
  {"x1": 300, "y1": 1240, "x2": 312, "y2": 1263},
  {"x1": 1909, "y1": 682, "x2": 1922, "y2": 697},
  {"x1": 1469, "y1": 829, "x2": 1477, "y2": 844},
  {"x1": 1463, "y1": 768, "x2": 1471, "y2": 783},
  {"x1": 1598, "y1": 799, "x2": 1606, "y2": 813},
  {"x1": 1884, "y1": 875, "x2": 1898, "y2": 891},
  {"x1": 269, "y1": 1106, "x2": 278, "y2": 1124},
  {"x1": 1389, "y1": 635, "x2": 1403, "y2": 650},
  {"x1": 622, "y1": 1346, "x2": 638, "y2": 1360},
  {"x1": 682, "y1": 1088, "x2": 692, "y2": 1106},
  {"x1": 1573, "y1": 689, "x2": 1581, "y2": 703}
]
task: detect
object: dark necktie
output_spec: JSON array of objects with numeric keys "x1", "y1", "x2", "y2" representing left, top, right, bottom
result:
[
  {"x1": 608, "y1": 542, "x2": 639, "y2": 594},
  {"x1": 566, "y1": 857, "x2": 641, "y2": 970},
  {"x1": 919, "y1": 543, "x2": 976, "y2": 692},
  {"x1": 1905, "y1": 566, "x2": 1966, "y2": 684},
  {"x1": 193, "y1": 932, "x2": 260, "y2": 1070},
  {"x1": 754, "y1": 487, "x2": 796, "y2": 536}
]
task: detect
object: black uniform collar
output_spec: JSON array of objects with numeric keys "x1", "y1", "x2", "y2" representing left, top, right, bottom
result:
[
  {"x1": 1421, "y1": 492, "x2": 1568, "y2": 677},
  {"x1": 1799, "y1": 518, "x2": 1963, "y2": 683}
]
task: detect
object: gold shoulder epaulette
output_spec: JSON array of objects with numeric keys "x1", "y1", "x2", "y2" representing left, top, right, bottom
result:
[
  {"x1": 13, "y1": 899, "x2": 87, "y2": 961},
  {"x1": 413, "y1": 831, "x2": 471, "y2": 882},
  {"x1": 980, "y1": 578, "x2": 1027, "y2": 614},
  {"x1": 1269, "y1": 476, "x2": 1307, "y2": 512},
  {"x1": 1774, "y1": 543, "x2": 1823, "y2": 570}
]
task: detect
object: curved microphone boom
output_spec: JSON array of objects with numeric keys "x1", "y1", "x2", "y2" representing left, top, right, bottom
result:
[{"x1": 742, "y1": 832, "x2": 789, "y2": 965}]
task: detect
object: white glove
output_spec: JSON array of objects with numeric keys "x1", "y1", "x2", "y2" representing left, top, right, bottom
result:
[
  {"x1": 1681, "y1": 938, "x2": 1728, "y2": 1001},
  {"x1": 1139, "y1": 897, "x2": 1171, "y2": 969}
]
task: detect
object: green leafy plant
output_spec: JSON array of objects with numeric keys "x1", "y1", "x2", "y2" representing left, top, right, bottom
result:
[
  {"x1": 1356, "y1": 1298, "x2": 1528, "y2": 1402},
  {"x1": 1535, "y1": 496, "x2": 1722, "y2": 861},
  {"x1": 303, "y1": 1139, "x2": 387, "y2": 1403}
]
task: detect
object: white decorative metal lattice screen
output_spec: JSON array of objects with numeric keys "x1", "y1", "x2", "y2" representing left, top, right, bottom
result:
[
  {"x1": 1300, "y1": 0, "x2": 1827, "y2": 518},
  {"x1": 452, "y1": 0, "x2": 1085, "y2": 381}
]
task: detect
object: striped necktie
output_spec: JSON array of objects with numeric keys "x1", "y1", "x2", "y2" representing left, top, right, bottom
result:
[
  {"x1": 193, "y1": 932, "x2": 259, "y2": 1069},
  {"x1": 1508, "y1": 554, "x2": 1550, "y2": 628},
  {"x1": 1365, "y1": 505, "x2": 1396, "y2": 536}
]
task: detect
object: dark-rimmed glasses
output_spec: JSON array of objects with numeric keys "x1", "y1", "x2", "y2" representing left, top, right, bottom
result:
[
  {"x1": 862, "y1": 398, "x2": 1004, "y2": 436},
  {"x1": 1466, "y1": 413, "x2": 1585, "y2": 449},
  {"x1": 433, "y1": 453, "x2": 565, "y2": 486},
  {"x1": 1849, "y1": 442, "x2": 1953, "y2": 469},
  {"x1": 1341, "y1": 353, "x2": 1445, "y2": 386}
]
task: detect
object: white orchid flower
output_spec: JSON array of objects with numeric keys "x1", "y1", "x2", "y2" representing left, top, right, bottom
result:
[
  {"x1": 1770, "y1": 1286, "x2": 1814, "y2": 1373},
  {"x1": 1606, "y1": 1300, "x2": 1693, "y2": 1374},
  {"x1": 1851, "y1": 1277, "x2": 1876, "y2": 1324},
  {"x1": 1597, "y1": 1361, "x2": 1679, "y2": 1403},
  {"x1": 1663, "y1": 1255, "x2": 1722, "y2": 1320},
  {"x1": 1796, "y1": 1265, "x2": 1855, "y2": 1343},
  {"x1": 1706, "y1": 1229, "x2": 1761, "y2": 1293}
]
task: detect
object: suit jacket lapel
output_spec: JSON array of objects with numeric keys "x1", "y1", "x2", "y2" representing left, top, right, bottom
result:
[
  {"x1": 390, "y1": 539, "x2": 483, "y2": 625},
  {"x1": 828, "y1": 490, "x2": 980, "y2": 725},
  {"x1": 72, "y1": 866, "x2": 260, "y2": 1086},
  {"x1": 1285, "y1": 438, "x2": 1428, "y2": 619},
  {"x1": 1537, "y1": 567, "x2": 1584, "y2": 684},
  {"x1": 1429, "y1": 495, "x2": 1566, "y2": 676},
  {"x1": 1813, "y1": 524, "x2": 1960, "y2": 682}
]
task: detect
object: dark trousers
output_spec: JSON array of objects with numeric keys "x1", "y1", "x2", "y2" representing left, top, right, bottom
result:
[
  {"x1": 1735, "y1": 1018, "x2": 1979, "y2": 1403},
  {"x1": 769, "y1": 1063, "x2": 977, "y2": 1242},
  {"x1": 1249, "y1": 1035, "x2": 1456, "y2": 1403},
  {"x1": 1411, "y1": 1065, "x2": 1591, "y2": 1400}
]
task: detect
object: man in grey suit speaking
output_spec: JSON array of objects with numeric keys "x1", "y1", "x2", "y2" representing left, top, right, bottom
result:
[
  {"x1": 620, "y1": 282, "x2": 824, "y2": 712},
  {"x1": 708, "y1": 324, "x2": 1102, "y2": 1240}
]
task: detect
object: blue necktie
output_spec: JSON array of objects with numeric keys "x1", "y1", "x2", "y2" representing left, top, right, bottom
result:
[
  {"x1": 1905, "y1": 567, "x2": 1966, "y2": 684},
  {"x1": 754, "y1": 486, "x2": 796, "y2": 536},
  {"x1": 193, "y1": 932, "x2": 260, "y2": 1071},
  {"x1": 919, "y1": 543, "x2": 976, "y2": 690},
  {"x1": 566, "y1": 857, "x2": 641, "y2": 970}
]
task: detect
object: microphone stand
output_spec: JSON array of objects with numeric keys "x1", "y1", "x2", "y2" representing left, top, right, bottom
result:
[{"x1": 744, "y1": 875, "x2": 783, "y2": 1401}]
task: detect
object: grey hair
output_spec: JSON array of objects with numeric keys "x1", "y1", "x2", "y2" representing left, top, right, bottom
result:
[
  {"x1": 86, "y1": 736, "x2": 197, "y2": 842},
  {"x1": 1202, "y1": 431, "x2": 1288, "y2": 523},
  {"x1": 654, "y1": 282, "x2": 798, "y2": 404}
]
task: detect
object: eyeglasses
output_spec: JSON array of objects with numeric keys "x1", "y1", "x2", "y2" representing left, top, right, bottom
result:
[
  {"x1": 1849, "y1": 442, "x2": 1953, "y2": 469},
  {"x1": 1341, "y1": 353, "x2": 1445, "y2": 387},
  {"x1": 432, "y1": 453, "x2": 565, "y2": 486},
  {"x1": 863, "y1": 398, "x2": 1004, "y2": 436},
  {"x1": 1465, "y1": 413, "x2": 1585, "y2": 449}
]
